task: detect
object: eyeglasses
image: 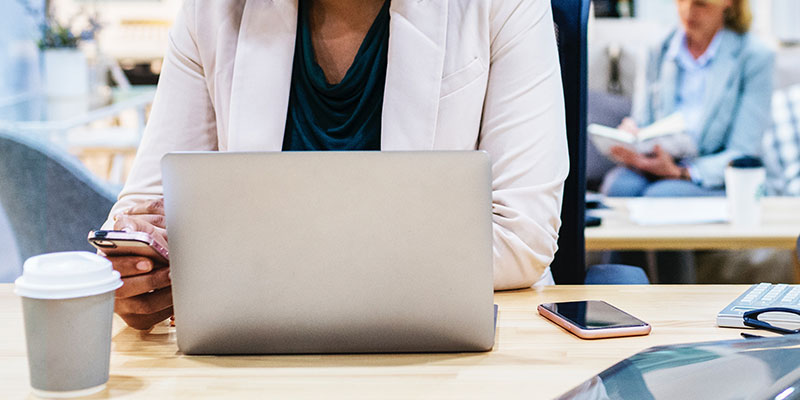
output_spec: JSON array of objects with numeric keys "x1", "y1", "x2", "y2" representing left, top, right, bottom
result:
[{"x1": 743, "y1": 307, "x2": 800, "y2": 335}]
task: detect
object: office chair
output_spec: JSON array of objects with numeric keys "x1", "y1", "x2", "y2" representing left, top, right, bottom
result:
[
  {"x1": 0, "y1": 130, "x2": 119, "y2": 266},
  {"x1": 549, "y1": 0, "x2": 648, "y2": 285},
  {"x1": 550, "y1": 0, "x2": 590, "y2": 284}
]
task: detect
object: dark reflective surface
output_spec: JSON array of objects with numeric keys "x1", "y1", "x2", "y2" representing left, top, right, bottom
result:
[{"x1": 559, "y1": 336, "x2": 800, "y2": 400}]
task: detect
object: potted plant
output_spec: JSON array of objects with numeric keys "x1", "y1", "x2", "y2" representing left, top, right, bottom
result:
[{"x1": 19, "y1": 0, "x2": 101, "y2": 98}]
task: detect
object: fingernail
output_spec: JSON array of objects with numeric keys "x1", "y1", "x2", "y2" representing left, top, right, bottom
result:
[{"x1": 136, "y1": 261, "x2": 151, "y2": 271}]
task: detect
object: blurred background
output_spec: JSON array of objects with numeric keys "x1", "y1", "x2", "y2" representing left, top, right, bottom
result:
[{"x1": 0, "y1": 0, "x2": 798, "y2": 283}]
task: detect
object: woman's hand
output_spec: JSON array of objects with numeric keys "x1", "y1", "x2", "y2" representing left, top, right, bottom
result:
[
  {"x1": 109, "y1": 199, "x2": 173, "y2": 330},
  {"x1": 610, "y1": 145, "x2": 683, "y2": 179}
]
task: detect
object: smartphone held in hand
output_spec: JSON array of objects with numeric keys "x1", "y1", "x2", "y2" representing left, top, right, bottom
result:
[
  {"x1": 538, "y1": 300, "x2": 651, "y2": 339},
  {"x1": 88, "y1": 230, "x2": 169, "y2": 264}
]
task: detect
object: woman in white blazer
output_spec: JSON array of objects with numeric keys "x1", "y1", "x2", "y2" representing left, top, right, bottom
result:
[{"x1": 105, "y1": 0, "x2": 569, "y2": 330}]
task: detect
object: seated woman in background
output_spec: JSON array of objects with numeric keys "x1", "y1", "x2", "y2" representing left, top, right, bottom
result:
[
  {"x1": 101, "y1": 0, "x2": 569, "y2": 330},
  {"x1": 602, "y1": 0, "x2": 774, "y2": 197}
]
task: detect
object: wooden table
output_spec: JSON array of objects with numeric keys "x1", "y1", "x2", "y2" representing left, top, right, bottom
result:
[
  {"x1": 585, "y1": 197, "x2": 800, "y2": 251},
  {"x1": 0, "y1": 285, "x2": 764, "y2": 399}
]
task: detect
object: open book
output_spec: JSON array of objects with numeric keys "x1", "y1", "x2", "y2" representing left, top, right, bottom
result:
[{"x1": 588, "y1": 113, "x2": 697, "y2": 159}]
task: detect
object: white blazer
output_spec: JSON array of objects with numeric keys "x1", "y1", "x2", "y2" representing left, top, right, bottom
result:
[{"x1": 105, "y1": 0, "x2": 569, "y2": 290}]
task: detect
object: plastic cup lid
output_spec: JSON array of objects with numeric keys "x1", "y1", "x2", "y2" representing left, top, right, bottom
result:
[
  {"x1": 14, "y1": 251, "x2": 122, "y2": 300},
  {"x1": 729, "y1": 156, "x2": 764, "y2": 169}
]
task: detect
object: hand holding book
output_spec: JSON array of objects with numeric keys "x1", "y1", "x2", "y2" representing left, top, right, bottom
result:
[
  {"x1": 588, "y1": 113, "x2": 697, "y2": 159},
  {"x1": 610, "y1": 145, "x2": 686, "y2": 180}
]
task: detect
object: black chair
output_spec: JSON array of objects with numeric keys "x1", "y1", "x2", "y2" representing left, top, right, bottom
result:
[
  {"x1": 550, "y1": 0, "x2": 590, "y2": 284},
  {"x1": 0, "y1": 130, "x2": 119, "y2": 268}
]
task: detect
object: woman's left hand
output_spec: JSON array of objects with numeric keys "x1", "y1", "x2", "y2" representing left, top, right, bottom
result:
[{"x1": 610, "y1": 145, "x2": 682, "y2": 179}]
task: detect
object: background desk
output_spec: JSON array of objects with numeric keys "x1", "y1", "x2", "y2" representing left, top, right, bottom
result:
[
  {"x1": 0, "y1": 285, "x2": 760, "y2": 399},
  {"x1": 0, "y1": 88, "x2": 156, "y2": 184},
  {"x1": 586, "y1": 197, "x2": 800, "y2": 251}
]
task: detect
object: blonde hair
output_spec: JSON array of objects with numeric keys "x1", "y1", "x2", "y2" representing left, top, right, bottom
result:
[{"x1": 725, "y1": 0, "x2": 752, "y2": 33}]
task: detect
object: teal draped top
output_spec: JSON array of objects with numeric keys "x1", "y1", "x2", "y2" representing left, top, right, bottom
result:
[{"x1": 282, "y1": 0, "x2": 390, "y2": 151}]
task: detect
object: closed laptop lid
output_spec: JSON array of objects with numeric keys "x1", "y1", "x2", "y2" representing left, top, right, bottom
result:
[{"x1": 161, "y1": 151, "x2": 495, "y2": 354}]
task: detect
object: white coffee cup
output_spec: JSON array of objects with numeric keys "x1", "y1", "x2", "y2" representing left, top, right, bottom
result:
[
  {"x1": 725, "y1": 157, "x2": 766, "y2": 227},
  {"x1": 14, "y1": 251, "x2": 122, "y2": 398}
]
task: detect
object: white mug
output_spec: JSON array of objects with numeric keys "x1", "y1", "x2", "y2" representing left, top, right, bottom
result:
[{"x1": 725, "y1": 157, "x2": 766, "y2": 227}]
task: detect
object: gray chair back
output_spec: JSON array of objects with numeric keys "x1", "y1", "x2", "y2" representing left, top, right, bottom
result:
[{"x1": 0, "y1": 131, "x2": 118, "y2": 264}]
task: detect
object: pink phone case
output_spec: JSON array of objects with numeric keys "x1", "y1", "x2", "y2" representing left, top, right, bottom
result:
[
  {"x1": 537, "y1": 303, "x2": 651, "y2": 339},
  {"x1": 88, "y1": 230, "x2": 169, "y2": 264}
]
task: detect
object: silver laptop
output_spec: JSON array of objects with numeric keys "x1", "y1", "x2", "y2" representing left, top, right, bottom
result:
[{"x1": 161, "y1": 151, "x2": 495, "y2": 354}]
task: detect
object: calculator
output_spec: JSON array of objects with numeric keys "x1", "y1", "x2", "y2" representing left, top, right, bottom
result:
[{"x1": 717, "y1": 283, "x2": 800, "y2": 328}]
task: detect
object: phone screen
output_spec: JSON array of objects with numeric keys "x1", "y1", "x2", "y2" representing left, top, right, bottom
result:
[{"x1": 541, "y1": 301, "x2": 647, "y2": 330}]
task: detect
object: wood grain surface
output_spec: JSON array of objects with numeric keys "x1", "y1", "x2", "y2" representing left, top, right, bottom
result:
[{"x1": 0, "y1": 284, "x2": 760, "y2": 399}]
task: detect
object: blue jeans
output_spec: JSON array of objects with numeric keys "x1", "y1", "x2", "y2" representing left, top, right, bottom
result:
[
  {"x1": 599, "y1": 167, "x2": 723, "y2": 283},
  {"x1": 601, "y1": 166, "x2": 725, "y2": 197}
]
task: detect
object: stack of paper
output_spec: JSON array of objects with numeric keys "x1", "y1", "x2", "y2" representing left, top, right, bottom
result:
[{"x1": 627, "y1": 198, "x2": 729, "y2": 226}]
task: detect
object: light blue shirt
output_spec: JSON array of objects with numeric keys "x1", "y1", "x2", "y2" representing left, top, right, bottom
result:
[
  {"x1": 667, "y1": 29, "x2": 723, "y2": 141},
  {"x1": 665, "y1": 29, "x2": 723, "y2": 182}
]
